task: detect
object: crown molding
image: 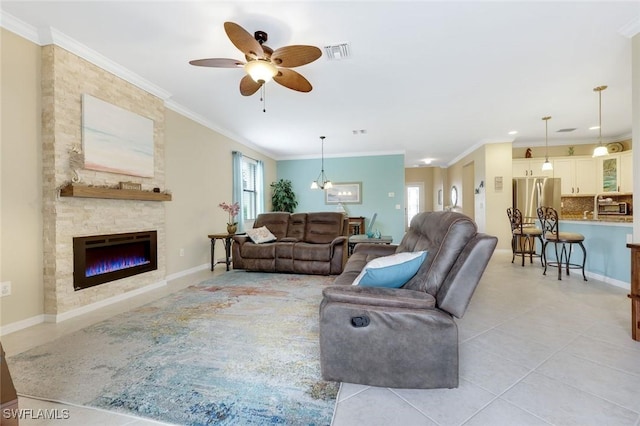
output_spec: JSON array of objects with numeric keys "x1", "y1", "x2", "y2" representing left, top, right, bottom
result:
[
  {"x1": 42, "y1": 27, "x2": 172, "y2": 100},
  {"x1": 0, "y1": 11, "x2": 39, "y2": 44},
  {"x1": 164, "y1": 100, "x2": 274, "y2": 159},
  {"x1": 619, "y1": 16, "x2": 640, "y2": 38},
  {"x1": 1, "y1": 11, "x2": 171, "y2": 100}
]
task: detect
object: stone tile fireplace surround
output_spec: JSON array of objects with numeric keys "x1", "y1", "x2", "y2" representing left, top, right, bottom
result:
[{"x1": 42, "y1": 45, "x2": 167, "y2": 320}]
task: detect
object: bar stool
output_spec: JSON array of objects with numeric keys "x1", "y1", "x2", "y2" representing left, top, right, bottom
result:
[
  {"x1": 536, "y1": 206, "x2": 587, "y2": 281},
  {"x1": 507, "y1": 207, "x2": 544, "y2": 267}
]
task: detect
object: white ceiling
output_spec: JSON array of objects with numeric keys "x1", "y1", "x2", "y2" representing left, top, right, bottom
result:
[{"x1": 2, "y1": 1, "x2": 639, "y2": 167}]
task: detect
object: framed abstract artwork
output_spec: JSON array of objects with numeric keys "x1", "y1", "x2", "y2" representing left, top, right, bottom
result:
[{"x1": 82, "y1": 94, "x2": 154, "y2": 178}]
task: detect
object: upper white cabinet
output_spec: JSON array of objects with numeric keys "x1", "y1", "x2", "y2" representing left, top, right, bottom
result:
[
  {"x1": 513, "y1": 158, "x2": 554, "y2": 178},
  {"x1": 597, "y1": 151, "x2": 633, "y2": 193},
  {"x1": 620, "y1": 151, "x2": 633, "y2": 193},
  {"x1": 553, "y1": 156, "x2": 596, "y2": 195}
]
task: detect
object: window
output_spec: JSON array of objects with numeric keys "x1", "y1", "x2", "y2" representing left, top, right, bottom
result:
[{"x1": 242, "y1": 157, "x2": 258, "y2": 221}]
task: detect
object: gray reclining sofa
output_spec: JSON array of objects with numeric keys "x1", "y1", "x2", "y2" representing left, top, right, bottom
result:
[{"x1": 319, "y1": 211, "x2": 497, "y2": 389}]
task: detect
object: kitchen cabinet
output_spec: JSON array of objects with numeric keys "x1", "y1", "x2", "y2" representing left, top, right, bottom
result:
[
  {"x1": 597, "y1": 151, "x2": 633, "y2": 193},
  {"x1": 513, "y1": 158, "x2": 553, "y2": 178},
  {"x1": 553, "y1": 156, "x2": 596, "y2": 195},
  {"x1": 620, "y1": 151, "x2": 633, "y2": 193}
]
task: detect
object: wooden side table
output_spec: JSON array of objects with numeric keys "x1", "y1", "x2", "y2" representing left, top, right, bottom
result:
[
  {"x1": 626, "y1": 243, "x2": 640, "y2": 341},
  {"x1": 348, "y1": 217, "x2": 365, "y2": 236},
  {"x1": 208, "y1": 233, "x2": 234, "y2": 271}
]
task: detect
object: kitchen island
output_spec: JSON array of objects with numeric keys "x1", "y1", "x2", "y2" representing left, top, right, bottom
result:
[{"x1": 554, "y1": 217, "x2": 632, "y2": 288}]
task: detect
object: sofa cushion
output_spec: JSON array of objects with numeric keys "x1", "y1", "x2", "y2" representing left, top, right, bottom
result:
[
  {"x1": 292, "y1": 242, "x2": 332, "y2": 262},
  {"x1": 287, "y1": 213, "x2": 307, "y2": 240},
  {"x1": 352, "y1": 251, "x2": 428, "y2": 288},
  {"x1": 304, "y1": 212, "x2": 345, "y2": 244},
  {"x1": 240, "y1": 242, "x2": 276, "y2": 259},
  {"x1": 246, "y1": 226, "x2": 277, "y2": 244}
]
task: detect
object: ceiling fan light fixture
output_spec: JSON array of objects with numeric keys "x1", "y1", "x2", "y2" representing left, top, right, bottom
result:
[
  {"x1": 592, "y1": 85, "x2": 608, "y2": 158},
  {"x1": 244, "y1": 59, "x2": 278, "y2": 84}
]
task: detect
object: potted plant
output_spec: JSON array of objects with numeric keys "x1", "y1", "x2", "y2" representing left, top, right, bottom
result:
[
  {"x1": 270, "y1": 179, "x2": 298, "y2": 213},
  {"x1": 218, "y1": 201, "x2": 240, "y2": 234}
]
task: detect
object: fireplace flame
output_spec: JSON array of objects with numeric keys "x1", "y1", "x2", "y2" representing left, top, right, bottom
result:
[{"x1": 86, "y1": 256, "x2": 151, "y2": 277}]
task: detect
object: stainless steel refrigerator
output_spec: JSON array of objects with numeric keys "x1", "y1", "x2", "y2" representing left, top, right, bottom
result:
[{"x1": 512, "y1": 177, "x2": 561, "y2": 223}]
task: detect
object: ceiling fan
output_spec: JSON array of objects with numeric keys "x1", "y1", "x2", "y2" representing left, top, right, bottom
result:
[{"x1": 189, "y1": 22, "x2": 322, "y2": 96}]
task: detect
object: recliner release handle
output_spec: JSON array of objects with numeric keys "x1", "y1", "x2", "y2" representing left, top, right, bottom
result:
[{"x1": 351, "y1": 315, "x2": 370, "y2": 328}]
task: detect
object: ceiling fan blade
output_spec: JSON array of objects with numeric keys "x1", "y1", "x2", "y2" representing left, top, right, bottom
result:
[
  {"x1": 189, "y1": 58, "x2": 244, "y2": 68},
  {"x1": 271, "y1": 45, "x2": 322, "y2": 68},
  {"x1": 240, "y1": 75, "x2": 262, "y2": 96},
  {"x1": 273, "y1": 68, "x2": 313, "y2": 92},
  {"x1": 224, "y1": 21, "x2": 264, "y2": 59}
]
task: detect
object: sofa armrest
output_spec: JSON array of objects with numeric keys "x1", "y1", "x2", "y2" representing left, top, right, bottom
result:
[
  {"x1": 322, "y1": 285, "x2": 436, "y2": 310},
  {"x1": 232, "y1": 235, "x2": 251, "y2": 244},
  {"x1": 330, "y1": 235, "x2": 347, "y2": 246},
  {"x1": 353, "y1": 243, "x2": 398, "y2": 257}
]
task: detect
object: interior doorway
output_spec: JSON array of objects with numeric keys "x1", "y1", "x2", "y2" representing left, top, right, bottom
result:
[
  {"x1": 406, "y1": 182, "x2": 424, "y2": 229},
  {"x1": 462, "y1": 162, "x2": 475, "y2": 219}
]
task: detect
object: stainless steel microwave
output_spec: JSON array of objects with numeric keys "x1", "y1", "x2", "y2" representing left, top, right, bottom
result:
[{"x1": 598, "y1": 202, "x2": 629, "y2": 215}]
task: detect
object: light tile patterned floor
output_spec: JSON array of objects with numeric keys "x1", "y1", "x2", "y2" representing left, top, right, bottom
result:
[{"x1": 3, "y1": 251, "x2": 640, "y2": 425}]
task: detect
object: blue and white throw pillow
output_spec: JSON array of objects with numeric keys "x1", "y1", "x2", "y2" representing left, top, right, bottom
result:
[{"x1": 352, "y1": 251, "x2": 428, "y2": 288}]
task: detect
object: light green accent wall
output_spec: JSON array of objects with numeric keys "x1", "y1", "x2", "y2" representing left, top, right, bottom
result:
[{"x1": 276, "y1": 155, "x2": 406, "y2": 244}]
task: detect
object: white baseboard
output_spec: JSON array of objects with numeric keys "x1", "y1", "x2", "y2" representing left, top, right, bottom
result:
[
  {"x1": 1, "y1": 264, "x2": 211, "y2": 335},
  {"x1": 45, "y1": 280, "x2": 167, "y2": 323},
  {"x1": 165, "y1": 263, "x2": 209, "y2": 282},
  {"x1": 0, "y1": 314, "x2": 46, "y2": 336}
]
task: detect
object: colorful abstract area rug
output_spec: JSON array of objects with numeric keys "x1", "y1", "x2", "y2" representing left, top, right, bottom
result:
[{"x1": 8, "y1": 272, "x2": 340, "y2": 425}]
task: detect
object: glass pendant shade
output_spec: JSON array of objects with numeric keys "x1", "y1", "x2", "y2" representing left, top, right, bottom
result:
[
  {"x1": 592, "y1": 145, "x2": 608, "y2": 157},
  {"x1": 542, "y1": 160, "x2": 553, "y2": 171},
  {"x1": 244, "y1": 60, "x2": 278, "y2": 84},
  {"x1": 311, "y1": 136, "x2": 332, "y2": 190}
]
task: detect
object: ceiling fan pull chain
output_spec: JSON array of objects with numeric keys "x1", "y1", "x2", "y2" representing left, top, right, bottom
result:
[{"x1": 261, "y1": 84, "x2": 266, "y2": 113}]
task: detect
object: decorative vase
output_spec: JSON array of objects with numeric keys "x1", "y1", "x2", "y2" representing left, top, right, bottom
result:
[{"x1": 227, "y1": 223, "x2": 237, "y2": 235}]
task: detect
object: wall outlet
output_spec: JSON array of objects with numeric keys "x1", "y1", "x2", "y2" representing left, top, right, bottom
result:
[
  {"x1": 1, "y1": 281, "x2": 11, "y2": 297},
  {"x1": 388, "y1": 192, "x2": 395, "y2": 197},
  {"x1": 395, "y1": 204, "x2": 401, "y2": 209},
  {"x1": 179, "y1": 248, "x2": 185, "y2": 257},
  {"x1": 627, "y1": 234, "x2": 633, "y2": 244}
]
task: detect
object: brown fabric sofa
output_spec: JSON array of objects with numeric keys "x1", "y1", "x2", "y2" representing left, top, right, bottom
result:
[
  {"x1": 319, "y1": 211, "x2": 497, "y2": 389},
  {"x1": 232, "y1": 212, "x2": 348, "y2": 275}
]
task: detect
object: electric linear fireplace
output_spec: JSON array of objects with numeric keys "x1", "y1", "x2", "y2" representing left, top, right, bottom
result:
[{"x1": 73, "y1": 230, "x2": 157, "y2": 291}]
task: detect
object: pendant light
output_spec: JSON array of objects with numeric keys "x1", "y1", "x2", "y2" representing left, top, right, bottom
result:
[
  {"x1": 541, "y1": 116, "x2": 553, "y2": 171},
  {"x1": 592, "y1": 85, "x2": 608, "y2": 157},
  {"x1": 311, "y1": 136, "x2": 333, "y2": 190}
]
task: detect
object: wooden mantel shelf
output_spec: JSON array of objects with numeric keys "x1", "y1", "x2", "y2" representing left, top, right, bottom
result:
[{"x1": 60, "y1": 183, "x2": 172, "y2": 201}]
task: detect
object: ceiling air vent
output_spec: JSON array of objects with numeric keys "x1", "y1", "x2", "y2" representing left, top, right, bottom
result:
[
  {"x1": 556, "y1": 128, "x2": 577, "y2": 133},
  {"x1": 324, "y1": 43, "x2": 351, "y2": 60}
]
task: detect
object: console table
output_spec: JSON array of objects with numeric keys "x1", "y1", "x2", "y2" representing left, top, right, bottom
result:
[
  {"x1": 348, "y1": 234, "x2": 393, "y2": 256},
  {"x1": 208, "y1": 233, "x2": 234, "y2": 271}
]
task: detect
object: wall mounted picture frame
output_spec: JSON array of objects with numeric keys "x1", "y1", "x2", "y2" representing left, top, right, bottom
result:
[
  {"x1": 82, "y1": 94, "x2": 155, "y2": 178},
  {"x1": 325, "y1": 182, "x2": 362, "y2": 204}
]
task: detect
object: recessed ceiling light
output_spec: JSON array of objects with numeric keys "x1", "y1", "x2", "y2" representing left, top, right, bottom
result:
[
  {"x1": 589, "y1": 126, "x2": 600, "y2": 130},
  {"x1": 508, "y1": 130, "x2": 518, "y2": 135},
  {"x1": 422, "y1": 159, "x2": 432, "y2": 165}
]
